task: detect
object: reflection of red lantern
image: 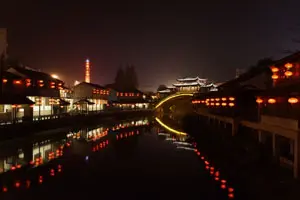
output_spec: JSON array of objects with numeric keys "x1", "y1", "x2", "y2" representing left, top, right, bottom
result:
[
  {"x1": 285, "y1": 63, "x2": 293, "y2": 69},
  {"x1": 271, "y1": 74, "x2": 279, "y2": 80},
  {"x1": 256, "y1": 98, "x2": 263, "y2": 104},
  {"x1": 285, "y1": 71, "x2": 293, "y2": 77},
  {"x1": 271, "y1": 67, "x2": 279, "y2": 72},
  {"x1": 268, "y1": 98, "x2": 276, "y2": 104}
]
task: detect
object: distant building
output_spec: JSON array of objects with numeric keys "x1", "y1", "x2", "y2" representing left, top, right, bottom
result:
[
  {"x1": 72, "y1": 82, "x2": 109, "y2": 113},
  {"x1": 105, "y1": 84, "x2": 149, "y2": 110},
  {"x1": 173, "y1": 77, "x2": 218, "y2": 93}
]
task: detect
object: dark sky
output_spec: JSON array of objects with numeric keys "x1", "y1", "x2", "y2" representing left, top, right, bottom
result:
[{"x1": 1, "y1": 0, "x2": 300, "y2": 91}]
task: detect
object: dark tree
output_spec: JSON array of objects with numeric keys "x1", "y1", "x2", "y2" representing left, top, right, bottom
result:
[
  {"x1": 157, "y1": 84, "x2": 168, "y2": 92},
  {"x1": 114, "y1": 66, "x2": 125, "y2": 89},
  {"x1": 125, "y1": 64, "x2": 138, "y2": 89}
]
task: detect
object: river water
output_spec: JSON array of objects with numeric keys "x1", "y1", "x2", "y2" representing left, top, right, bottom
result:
[{"x1": 0, "y1": 116, "x2": 232, "y2": 200}]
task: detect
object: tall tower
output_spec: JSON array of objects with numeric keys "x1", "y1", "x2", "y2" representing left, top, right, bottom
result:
[{"x1": 85, "y1": 58, "x2": 91, "y2": 83}]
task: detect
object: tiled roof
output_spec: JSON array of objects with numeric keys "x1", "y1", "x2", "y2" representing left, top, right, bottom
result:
[
  {"x1": 7, "y1": 67, "x2": 63, "y2": 82},
  {"x1": 0, "y1": 94, "x2": 34, "y2": 105},
  {"x1": 105, "y1": 83, "x2": 143, "y2": 93},
  {"x1": 3, "y1": 71, "x2": 22, "y2": 79},
  {"x1": 80, "y1": 82, "x2": 106, "y2": 89}
]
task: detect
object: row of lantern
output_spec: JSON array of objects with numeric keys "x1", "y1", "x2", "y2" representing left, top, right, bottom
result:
[
  {"x1": 192, "y1": 97, "x2": 235, "y2": 107},
  {"x1": 3, "y1": 78, "x2": 63, "y2": 89},
  {"x1": 193, "y1": 143, "x2": 235, "y2": 199},
  {"x1": 92, "y1": 89, "x2": 109, "y2": 95},
  {"x1": 193, "y1": 97, "x2": 235, "y2": 103},
  {"x1": 256, "y1": 97, "x2": 299, "y2": 104},
  {"x1": 271, "y1": 63, "x2": 294, "y2": 80},
  {"x1": 117, "y1": 92, "x2": 140, "y2": 97}
]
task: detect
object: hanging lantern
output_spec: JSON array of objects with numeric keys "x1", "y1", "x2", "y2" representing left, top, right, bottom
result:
[
  {"x1": 256, "y1": 98, "x2": 263, "y2": 104},
  {"x1": 215, "y1": 98, "x2": 220, "y2": 101},
  {"x1": 221, "y1": 97, "x2": 227, "y2": 101},
  {"x1": 268, "y1": 98, "x2": 276, "y2": 104},
  {"x1": 285, "y1": 63, "x2": 293, "y2": 69},
  {"x1": 271, "y1": 74, "x2": 279, "y2": 80},
  {"x1": 229, "y1": 102, "x2": 234, "y2": 107},
  {"x1": 288, "y1": 97, "x2": 298, "y2": 104},
  {"x1": 271, "y1": 67, "x2": 279, "y2": 72},
  {"x1": 229, "y1": 97, "x2": 235, "y2": 101},
  {"x1": 284, "y1": 71, "x2": 293, "y2": 77}
]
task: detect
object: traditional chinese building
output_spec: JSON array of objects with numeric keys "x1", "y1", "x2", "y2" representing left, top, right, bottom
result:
[
  {"x1": 72, "y1": 82, "x2": 109, "y2": 113},
  {"x1": 105, "y1": 84, "x2": 149, "y2": 110},
  {"x1": 173, "y1": 77, "x2": 218, "y2": 93},
  {"x1": 192, "y1": 52, "x2": 300, "y2": 179},
  {"x1": 1, "y1": 66, "x2": 68, "y2": 121}
]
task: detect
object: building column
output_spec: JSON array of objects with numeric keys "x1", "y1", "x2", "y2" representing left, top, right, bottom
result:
[
  {"x1": 272, "y1": 133, "x2": 276, "y2": 157},
  {"x1": 232, "y1": 119, "x2": 238, "y2": 136},
  {"x1": 294, "y1": 135, "x2": 300, "y2": 178},
  {"x1": 258, "y1": 130, "x2": 262, "y2": 143}
]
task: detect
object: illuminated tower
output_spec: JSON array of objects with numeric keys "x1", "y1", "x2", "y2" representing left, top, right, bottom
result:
[{"x1": 85, "y1": 58, "x2": 91, "y2": 83}]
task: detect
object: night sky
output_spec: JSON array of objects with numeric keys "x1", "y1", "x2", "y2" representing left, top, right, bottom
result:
[{"x1": 1, "y1": 1, "x2": 300, "y2": 91}]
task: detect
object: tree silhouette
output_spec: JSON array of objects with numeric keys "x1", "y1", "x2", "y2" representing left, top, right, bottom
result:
[
  {"x1": 157, "y1": 84, "x2": 168, "y2": 92},
  {"x1": 114, "y1": 64, "x2": 139, "y2": 90},
  {"x1": 114, "y1": 66, "x2": 125, "y2": 89},
  {"x1": 125, "y1": 64, "x2": 138, "y2": 89}
]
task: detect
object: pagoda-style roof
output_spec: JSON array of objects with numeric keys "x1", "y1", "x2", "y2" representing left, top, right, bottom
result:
[
  {"x1": 173, "y1": 81, "x2": 216, "y2": 87},
  {"x1": 158, "y1": 89, "x2": 172, "y2": 93},
  {"x1": 177, "y1": 77, "x2": 207, "y2": 82}
]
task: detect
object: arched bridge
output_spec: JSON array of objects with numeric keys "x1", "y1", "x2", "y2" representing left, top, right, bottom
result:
[{"x1": 155, "y1": 93, "x2": 194, "y2": 109}]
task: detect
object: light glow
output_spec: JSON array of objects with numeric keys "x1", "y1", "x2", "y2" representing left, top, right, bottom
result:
[
  {"x1": 155, "y1": 117, "x2": 187, "y2": 135},
  {"x1": 288, "y1": 97, "x2": 298, "y2": 104},
  {"x1": 51, "y1": 74, "x2": 59, "y2": 79},
  {"x1": 155, "y1": 93, "x2": 193, "y2": 109}
]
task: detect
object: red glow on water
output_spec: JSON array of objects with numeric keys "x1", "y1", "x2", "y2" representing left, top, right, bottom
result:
[{"x1": 15, "y1": 181, "x2": 20, "y2": 188}]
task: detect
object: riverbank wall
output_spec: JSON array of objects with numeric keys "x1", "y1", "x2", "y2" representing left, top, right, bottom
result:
[{"x1": 0, "y1": 109, "x2": 153, "y2": 141}]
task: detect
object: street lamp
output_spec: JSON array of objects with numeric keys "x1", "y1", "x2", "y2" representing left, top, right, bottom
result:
[{"x1": 51, "y1": 74, "x2": 59, "y2": 79}]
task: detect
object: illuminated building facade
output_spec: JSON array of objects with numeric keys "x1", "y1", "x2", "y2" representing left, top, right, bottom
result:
[
  {"x1": 105, "y1": 84, "x2": 149, "y2": 110},
  {"x1": 0, "y1": 66, "x2": 67, "y2": 122},
  {"x1": 173, "y1": 77, "x2": 218, "y2": 93},
  {"x1": 192, "y1": 52, "x2": 300, "y2": 179},
  {"x1": 72, "y1": 82, "x2": 109, "y2": 113},
  {"x1": 85, "y1": 59, "x2": 91, "y2": 83}
]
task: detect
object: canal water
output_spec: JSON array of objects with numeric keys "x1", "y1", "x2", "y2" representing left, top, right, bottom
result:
[{"x1": 0, "y1": 116, "x2": 232, "y2": 200}]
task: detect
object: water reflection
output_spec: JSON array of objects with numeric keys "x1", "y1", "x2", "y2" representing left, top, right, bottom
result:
[{"x1": 0, "y1": 118, "x2": 149, "y2": 194}]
